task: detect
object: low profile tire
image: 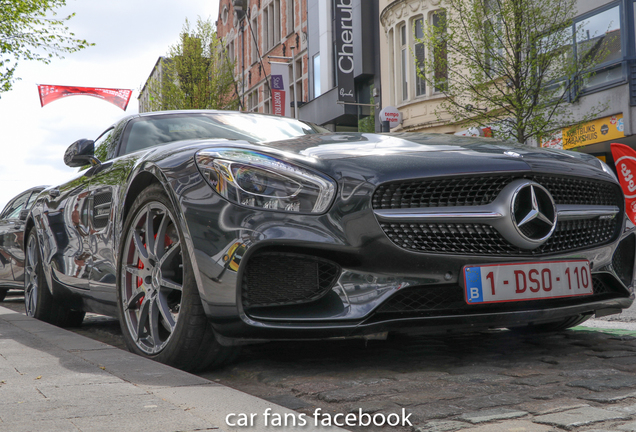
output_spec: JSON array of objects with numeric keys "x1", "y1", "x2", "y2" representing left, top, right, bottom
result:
[
  {"x1": 508, "y1": 314, "x2": 592, "y2": 333},
  {"x1": 0, "y1": 289, "x2": 7, "y2": 302},
  {"x1": 117, "y1": 184, "x2": 238, "y2": 371},
  {"x1": 24, "y1": 230, "x2": 85, "y2": 327}
]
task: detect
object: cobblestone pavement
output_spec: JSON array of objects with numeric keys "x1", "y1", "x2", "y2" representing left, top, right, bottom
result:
[{"x1": 5, "y1": 291, "x2": 636, "y2": 432}]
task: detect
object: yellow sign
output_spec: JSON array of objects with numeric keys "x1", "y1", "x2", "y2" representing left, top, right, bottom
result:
[{"x1": 562, "y1": 114, "x2": 624, "y2": 150}]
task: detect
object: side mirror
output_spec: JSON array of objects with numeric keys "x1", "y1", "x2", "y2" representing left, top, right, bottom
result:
[
  {"x1": 64, "y1": 139, "x2": 98, "y2": 167},
  {"x1": 18, "y1": 209, "x2": 28, "y2": 221}
]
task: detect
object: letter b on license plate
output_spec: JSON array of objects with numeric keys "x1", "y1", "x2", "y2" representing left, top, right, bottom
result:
[{"x1": 464, "y1": 260, "x2": 593, "y2": 304}]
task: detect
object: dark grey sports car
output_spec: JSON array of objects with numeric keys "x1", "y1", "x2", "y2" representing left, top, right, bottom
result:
[{"x1": 25, "y1": 110, "x2": 634, "y2": 371}]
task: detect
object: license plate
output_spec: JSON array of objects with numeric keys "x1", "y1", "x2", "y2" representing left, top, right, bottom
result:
[{"x1": 463, "y1": 260, "x2": 593, "y2": 304}]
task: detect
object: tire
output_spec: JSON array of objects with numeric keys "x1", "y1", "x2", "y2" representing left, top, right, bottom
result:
[
  {"x1": 117, "y1": 184, "x2": 238, "y2": 371},
  {"x1": 0, "y1": 289, "x2": 7, "y2": 302},
  {"x1": 24, "y1": 230, "x2": 85, "y2": 327},
  {"x1": 508, "y1": 314, "x2": 592, "y2": 333}
]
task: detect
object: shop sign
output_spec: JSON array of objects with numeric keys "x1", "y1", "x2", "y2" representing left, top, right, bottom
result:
[
  {"x1": 542, "y1": 114, "x2": 624, "y2": 150},
  {"x1": 335, "y1": 0, "x2": 355, "y2": 102},
  {"x1": 379, "y1": 106, "x2": 402, "y2": 128},
  {"x1": 270, "y1": 62, "x2": 290, "y2": 117}
]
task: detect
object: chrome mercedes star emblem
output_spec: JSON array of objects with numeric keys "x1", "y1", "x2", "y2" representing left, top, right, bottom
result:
[
  {"x1": 511, "y1": 182, "x2": 557, "y2": 246},
  {"x1": 517, "y1": 185, "x2": 554, "y2": 228}
]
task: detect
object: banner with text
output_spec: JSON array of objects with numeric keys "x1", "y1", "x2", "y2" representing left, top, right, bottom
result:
[
  {"x1": 270, "y1": 63, "x2": 290, "y2": 117},
  {"x1": 38, "y1": 85, "x2": 133, "y2": 110},
  {"x1": 611, "y1": 142, "x2": 636, "y2": 224}
]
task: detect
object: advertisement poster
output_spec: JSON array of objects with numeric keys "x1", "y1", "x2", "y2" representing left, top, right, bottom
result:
[
  {"x1": 611, "y1": 142, "x2": 636, "y2": 224},
  {"x1": 270, "y1": 62, "x2": 290, "y2": 117}
]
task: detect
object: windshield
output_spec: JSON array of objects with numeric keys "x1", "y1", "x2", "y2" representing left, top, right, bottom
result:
[{"x1": 123, "y1": 112, "x2": 329, "y2": 155}]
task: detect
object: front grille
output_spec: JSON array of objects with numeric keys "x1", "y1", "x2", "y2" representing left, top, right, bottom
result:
[
  {"x1": 381, "y1": 217, "x2": 619, "y2": 256},
  {"x1": 373, "y1": 176, "x2": 510, "y2": 209},
  {"x1": 373, "y1": 174, "x2": 623, "y2": 209},
  {"x1": 374, "y1": 174, "x2": 624, "y2": 256},
  {"x1": 612, "y1": 234, "x2": 636, "y2": 287},
  {"x1": 242, "y1": 253, "x2": 340, "y2": 309},
  {"x1": 376, "y1": 275, "x2": 624, "y2": 316}
]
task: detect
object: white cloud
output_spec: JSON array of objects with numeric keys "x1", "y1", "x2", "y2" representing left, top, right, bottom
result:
[{"x1": 0, "y1": 0, "x2": 220, "y2": 210}]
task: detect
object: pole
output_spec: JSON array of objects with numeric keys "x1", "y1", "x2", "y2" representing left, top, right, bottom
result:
[
  {"x1": 241, "y1": 17, "x2": 245, "y2": 110},
  {"x1": 291, "y1": 46, "x2": 298, "y2": 119}
]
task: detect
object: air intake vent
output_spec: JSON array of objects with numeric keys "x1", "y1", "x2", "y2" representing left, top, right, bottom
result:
[{"x1": 242, "y1": 253, "x2": 340, "y2": 309}]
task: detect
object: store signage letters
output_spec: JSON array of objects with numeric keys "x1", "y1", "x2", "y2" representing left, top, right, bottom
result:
[{"x1": 335, "y1": 0, "x2": 355, "y2": 102}]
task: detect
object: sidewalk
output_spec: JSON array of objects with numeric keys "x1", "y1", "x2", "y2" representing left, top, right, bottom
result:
[{"x1": 0, "y1": 306, "x2": 345, "y2": 432}]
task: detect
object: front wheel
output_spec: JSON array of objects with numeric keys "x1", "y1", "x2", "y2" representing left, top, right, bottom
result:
[{"x1": 117, "y1": 184, "x2": 238, "y2": 371}]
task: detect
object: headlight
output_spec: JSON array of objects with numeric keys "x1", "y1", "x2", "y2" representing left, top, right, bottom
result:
[{"x1": 195, "y1": 149, "x2": 336, "y2": 214}]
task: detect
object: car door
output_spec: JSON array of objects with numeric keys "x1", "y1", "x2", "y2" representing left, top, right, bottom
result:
[
  {"x1": 42, "y1": 178, "x2": 93, "y2": 291},
  {"x1": 85, "y1": 121, "x2": 135, "y2": 308}
]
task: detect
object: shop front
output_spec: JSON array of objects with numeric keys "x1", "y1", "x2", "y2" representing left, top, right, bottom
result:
[{"x1": 540, "y1": 114, "x2": 636, "y2": 167}]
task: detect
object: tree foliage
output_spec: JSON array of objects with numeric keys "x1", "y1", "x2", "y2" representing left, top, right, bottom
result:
[
  {"x1": 418, "y1": 0, "x2": 612, "y2": 144},
  {"x1": 0, "y1": 0, "x2": 92, "y2": 95},
  {"x1": 145, "y1": 18, "x2": 237, "y2": 111}
]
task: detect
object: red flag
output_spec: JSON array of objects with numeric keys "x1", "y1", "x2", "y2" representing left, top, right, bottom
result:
[
  {"x1": 611, "y1": 143, "x2": 636, "y2": 224},
  {"x1": 37, "y1": 85, "x2": 133, "y2": 110}
]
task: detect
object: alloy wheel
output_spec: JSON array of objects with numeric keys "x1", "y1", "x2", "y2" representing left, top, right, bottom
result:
[{"x1": 121, "y1": 202, "x2": 183, "y2": 355}]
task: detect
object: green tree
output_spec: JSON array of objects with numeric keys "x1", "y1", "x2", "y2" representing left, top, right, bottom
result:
[
  {"x1": 146, "y1": 17, "x2": 237, "y2": 111},
  {"x1": 418, "y1": 0, "x2": 612, "y2": 144},
  {"x1": 0, "y1": 0, "x2": 92, "y2": 95}
]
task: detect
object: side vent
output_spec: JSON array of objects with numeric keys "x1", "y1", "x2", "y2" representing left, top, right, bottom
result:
[{"x1": 92, "y1": 191, "x2": 112, "y2": 230}]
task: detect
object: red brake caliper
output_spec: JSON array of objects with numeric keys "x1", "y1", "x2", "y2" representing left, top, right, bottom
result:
[
  {"x1": 136, "y1": 257, "x2": 145, "y2": 307},
  {"x1": 136, "y1": 233, "x2": 173, "y2": 308}
]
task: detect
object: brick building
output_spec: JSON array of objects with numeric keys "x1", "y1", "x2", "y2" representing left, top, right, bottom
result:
[{"x1": 216, "y1": 0, "x2": 308, "y2": 116}]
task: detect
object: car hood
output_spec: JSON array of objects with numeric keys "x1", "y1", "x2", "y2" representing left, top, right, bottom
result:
[
  {"x1": 150, "y1": 132, "x2": 616, "y2": 186},
  {"x1": 256, "y1": 132, "x2": 614, "y2": 183},
  {"x1": 267, "y1": 132, "x2": 585, "y2": 161}
]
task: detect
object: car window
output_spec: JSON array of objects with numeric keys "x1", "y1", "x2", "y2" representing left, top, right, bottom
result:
[
  {"x1": 93, "y1": 128, "x2": 115, "y2": 162},
  {"x1": 1, "y1": 192, "x2": 30, "y2": 220},
  {"x1": 25, "y1": 190, "x2": 40, "y2": 209},
  {"x1": 121, "y1": 112, "x2": 326, "y2": 156}
]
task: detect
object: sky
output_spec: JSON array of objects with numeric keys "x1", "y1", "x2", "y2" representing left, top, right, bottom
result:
[{"x1": 0, "y1": 0, "x2": 220, "y2": 210}]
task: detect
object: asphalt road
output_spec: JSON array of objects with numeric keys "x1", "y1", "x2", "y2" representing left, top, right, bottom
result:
[{"x1": 4, "y1": 290, "x2": 636, "y2": 432}]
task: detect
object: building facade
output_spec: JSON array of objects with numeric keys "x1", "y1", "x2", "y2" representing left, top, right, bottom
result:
[
  {"x1": 379, "y1": 0, "x2": 453, "y2": 134},
  {"x1": 216, "y1": 0, "x2": 308, "y2": 117},
  {"x1": 378, "y1": 0, "x2": 636, "y2": 165},
  {"x1": 540, "y1": 0, "x2": 636, "y2": 166},
  {"x1": 215, "y1": 0, "x2": 383, "y2": 132},
  {"x1": 299, "y1": 0, "x2": 382, "y2": 132},
  {"x1": 138, "y1": 57, "x2": 169, "y2": 113}
]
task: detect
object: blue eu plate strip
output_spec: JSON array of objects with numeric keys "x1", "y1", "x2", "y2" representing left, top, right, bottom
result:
[{"x1": 465, "y1": 267, "x2": 483, "y2": 303}]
